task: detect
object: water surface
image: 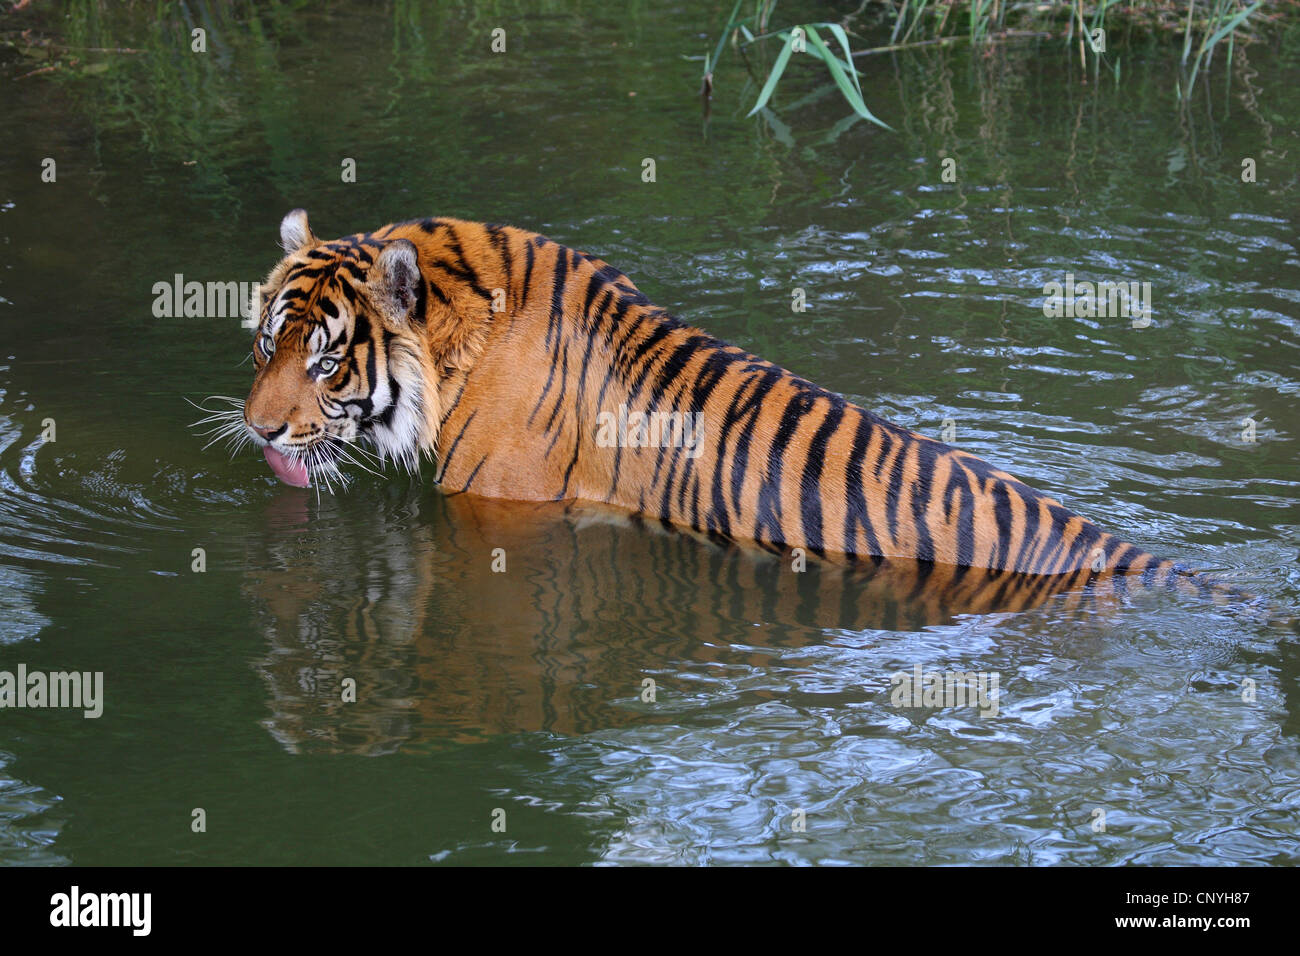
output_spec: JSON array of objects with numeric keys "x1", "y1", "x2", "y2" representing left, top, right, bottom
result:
[{"x1": 0, "y1": 1, "x2": 1298, "y2": 865}]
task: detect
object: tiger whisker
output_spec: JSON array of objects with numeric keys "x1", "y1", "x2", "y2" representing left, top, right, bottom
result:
[
  {"x1": 201, "y1": 420, "x2": 251, "y2": 453},
  {"x1": 329, "y1": 441, "x2": 383, "y2": 479},
  {"x1": 185, "y1": 395, "x2": 246, "y2": 412},
  {"x1": 191, "y1": 413, "x2": 245, "y2": 429}
]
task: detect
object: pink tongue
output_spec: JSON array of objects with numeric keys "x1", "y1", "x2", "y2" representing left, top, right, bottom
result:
[{"x1": 263, "y1": 446, "x2": 311, "y2": 488}]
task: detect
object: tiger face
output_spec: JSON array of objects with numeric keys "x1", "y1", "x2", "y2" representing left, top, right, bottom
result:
[{"x1": 243, "y1": 209, "x2": 428, "y2": 488}]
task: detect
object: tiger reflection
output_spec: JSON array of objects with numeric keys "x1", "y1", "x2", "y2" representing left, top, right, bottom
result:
[{"x1": 242, "y1": 486, "x2": 1144, "y2": 754}]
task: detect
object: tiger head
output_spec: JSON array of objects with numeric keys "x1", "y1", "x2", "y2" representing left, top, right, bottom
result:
[{"x1": 242, "y1": 209, "x2": 431, "y2": 488}]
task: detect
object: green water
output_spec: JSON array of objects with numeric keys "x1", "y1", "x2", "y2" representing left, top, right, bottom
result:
[{"x1": 1, "y1": 0, "x2": 1298, "y2": 865}]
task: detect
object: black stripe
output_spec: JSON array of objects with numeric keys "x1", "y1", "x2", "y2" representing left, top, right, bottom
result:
[
  {"x1": 521, "y1": 238, "x2": 536, "y2": 306},
  {"x1": 411, "y1": 263, "x2": 427, "y2": 324},
  {"x1": 580, "y1": 271, "x2": 606, "y2": 332},
  {"x1": 1032, "y1": 504, "x2": 1075, "y2": 574},
  {"x1": 435, "y1": 409, "x2": 478, "y2": 483},
  {"x1": 1053, "y1": 521, "x2": 1102, "y2": 575},
  {"x1": 728, "y1": 368, "x2": 775, "y2": 513},
  {"x1": 843, "y1": 416, "x2": 884, "y2": 564},
  {"x1": 989, "y1": 482, "x2": 1014, "y2": 571},
  {"x1": 943, "y1": 460, "x2": 975, "y2": 568},
  {"x1": 488, "y1": 224, "x2": 513, "y2": 291},
  {"x1": 542, "y1": 342, "x2": 571, "y2": 436},
  {"x1": 1008, "y1": 491, "x2": 1040, "y2": 574},
  {"x1": 798, "y1": 400, "x2": 844, "y2": 559},
  {"x1": 647, "y1": 336, "x2": 706, "y2": 410},
  {"x1": 462, "y1": 456, "x2": 487, "y2": 493},
  {"x1": 883, "y1": 433, "x2": 912, "y2": 545},
  {"x1": 909, "y1": 443, "x2": 936, "y2": 564},
  {"x1": 754, "y1": 389, "x2": 814, "y2": 546}
]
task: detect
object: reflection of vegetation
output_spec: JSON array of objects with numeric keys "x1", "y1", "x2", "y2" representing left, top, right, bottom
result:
[
  {"x1": 1179, "y1": 0, "x2": 1264, "y2": 93},
  {"x1": 4, "y1": 0, "x2": 1294, "y2": 219},
  {"x1": 887, "y1": 0, "x2": 1274, "y2": 51},
  {"x1": 6, "y1": 1, "x2": 316, "y2": 207},
  {"x1": 704, "y1": 0, "x2": 1286, "y2": 128},
  {"x1": 1, "y1": 0, "x2": 589, "y2": 210}
]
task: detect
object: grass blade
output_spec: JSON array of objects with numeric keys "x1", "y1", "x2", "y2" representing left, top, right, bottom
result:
[
  {"x1": 746, "y1": 28, "x2": 798, "y2": 116},
  {"x1": 805, "y1": 25, "x2": 892, "y2": 130}
]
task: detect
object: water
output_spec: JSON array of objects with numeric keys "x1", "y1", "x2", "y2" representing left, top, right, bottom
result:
[{"x1": 1, "y1": 1, "x2": 1298, "y2": 865}]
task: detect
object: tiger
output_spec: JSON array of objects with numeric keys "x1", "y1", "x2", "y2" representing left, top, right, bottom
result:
[{"x1": 233, "y1": 208, "x2": 1212, "y2": 595}]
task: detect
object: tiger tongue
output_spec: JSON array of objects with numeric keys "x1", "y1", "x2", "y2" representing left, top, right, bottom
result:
[{"x1": 262, "y1": 446, "x2": 311, "y2": 488}]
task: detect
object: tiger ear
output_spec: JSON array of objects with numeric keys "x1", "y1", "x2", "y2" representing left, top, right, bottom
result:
[
  {"x1": 369, "y1": 239, "x2": 422, "y2": 323},
  {"x1": 279, "y1": 208, "x2": 316, "y2": 254}
]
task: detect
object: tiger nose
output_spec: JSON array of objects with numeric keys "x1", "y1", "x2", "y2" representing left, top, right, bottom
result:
[{"x1": 251, "y1": 422, "x2": 287, "y2": 441}]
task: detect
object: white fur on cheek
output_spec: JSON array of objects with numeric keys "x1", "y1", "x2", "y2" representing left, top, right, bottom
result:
[{"x1": 365, "y1": 339, "x2": 425, "y2": 473}]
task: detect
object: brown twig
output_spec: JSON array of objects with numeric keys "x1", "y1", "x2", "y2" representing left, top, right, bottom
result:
[
  {"x1": 851, "y1": 29, "x2": 1053, "y2": 57},
  {"x1": 55, "y1": 45, "x2": 143, "y2": 53},
  {"x1": 16, "y1": 63, "x2": 58, "y2": 79}
]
